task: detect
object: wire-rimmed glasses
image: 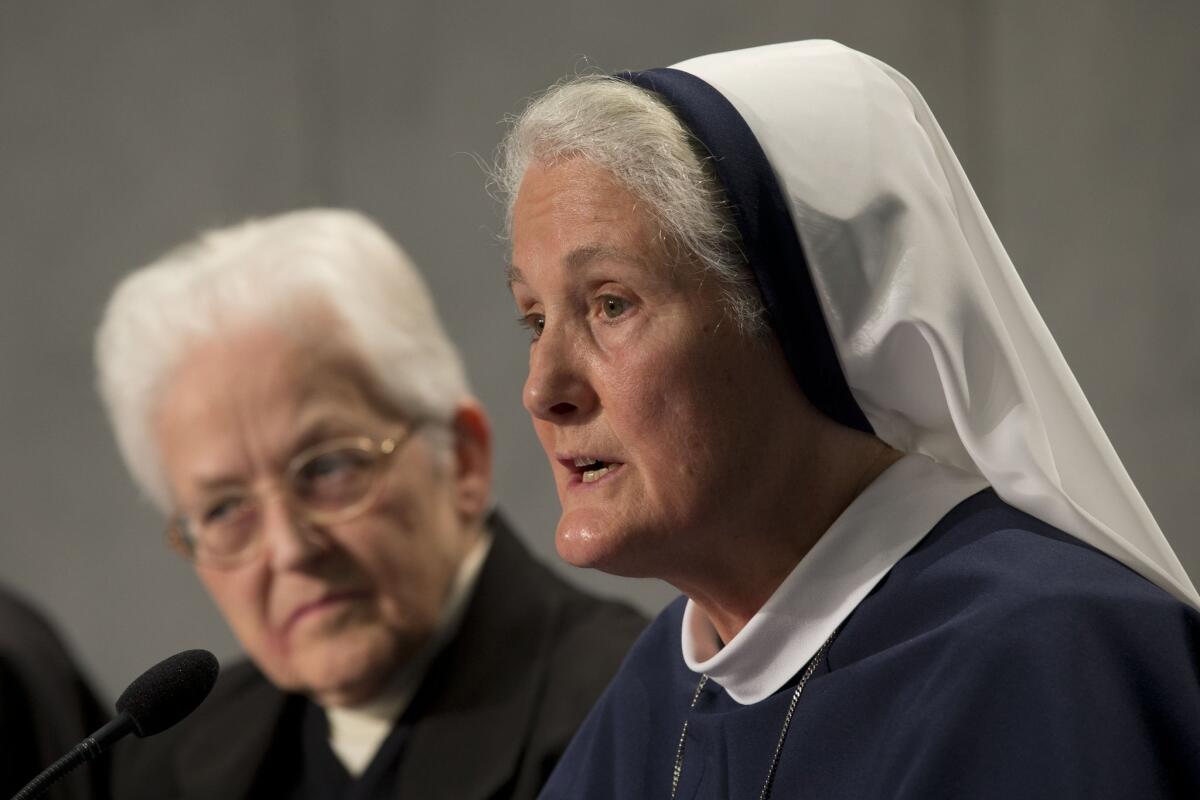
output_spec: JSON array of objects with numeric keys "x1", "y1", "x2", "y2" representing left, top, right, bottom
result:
[{"x1": 167, "y1": 428, "x2": 417, "y2": 569}]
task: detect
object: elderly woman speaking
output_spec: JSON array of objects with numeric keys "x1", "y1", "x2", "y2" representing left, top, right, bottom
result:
[{"x1": 498, "y1": 41, "x2": 1200, "y2": 798}]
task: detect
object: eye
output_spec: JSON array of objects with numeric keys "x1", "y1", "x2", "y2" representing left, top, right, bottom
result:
[
  {"x1": 298, "y1": 450, "x2": 370, "y2": 484},
  {"x1": 599, "y1": 295, "x2": 631, "y2": 320},
  {"x1": 200, "y1": 495, "x2": 247, "y2": 525},
  {"x1": 518, "y1": 312, "x2": 546, "y2": 340},
  {"x1": 294, "y1": 449, "x2": 374, "y2": 505}
]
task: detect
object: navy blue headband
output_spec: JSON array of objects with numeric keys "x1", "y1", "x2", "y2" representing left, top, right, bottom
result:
[{"x1": 619, "y1": 67, "x2": 872, "y2": 435}]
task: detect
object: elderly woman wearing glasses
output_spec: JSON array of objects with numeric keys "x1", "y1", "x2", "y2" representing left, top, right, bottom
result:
[
  {"x1": 499, "y1": 41, "x2": 1200, "y2": 798},
  {"x1": 94, "y1": 209, "x2": 644, "y2": 799}
]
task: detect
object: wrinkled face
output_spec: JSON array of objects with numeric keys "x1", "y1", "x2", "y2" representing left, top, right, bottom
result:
[
  {"x1": 510, "y1": 157, "x2": 801, "y2": 578},
  {"x1": 154, "y1": 324, "x2": 488, "y2": 707}
]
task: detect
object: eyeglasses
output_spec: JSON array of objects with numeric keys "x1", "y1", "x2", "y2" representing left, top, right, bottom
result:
[{"x1": 167, "y1": 428, "x2": 417, "y2": 569}]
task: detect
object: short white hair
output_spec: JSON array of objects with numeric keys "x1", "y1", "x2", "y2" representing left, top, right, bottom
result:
[
  {"x1": 96, "y1": 208, "x2": 470, "y2": 511},
  {"x1": 494, "y1": 75, "x2": 765, "y2": 332}
]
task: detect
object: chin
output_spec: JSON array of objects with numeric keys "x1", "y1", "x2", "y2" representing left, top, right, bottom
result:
[
  {"x1": 555, "y1": 511, "x2": 657, "y2": 578},
  {"x1": 292, "y1": 628, "x2": 404, "y2": 706}
]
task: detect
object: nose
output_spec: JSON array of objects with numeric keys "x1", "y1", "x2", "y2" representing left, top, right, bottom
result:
[
  {"x1": 263, "y1": 494, "x2": 330, "y2": 572},
  {"x1": 523, "y1": 324, "x2": 596, "y2": 423}
]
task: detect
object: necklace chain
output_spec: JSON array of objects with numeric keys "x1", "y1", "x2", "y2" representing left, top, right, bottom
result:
[{"x1": 670, "y1": 628, "x2": 839, "y2": 800}]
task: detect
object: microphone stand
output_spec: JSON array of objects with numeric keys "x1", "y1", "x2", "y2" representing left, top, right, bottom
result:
[{"x1": 10, "y1": 713, "x2": 133, "y2": 800}]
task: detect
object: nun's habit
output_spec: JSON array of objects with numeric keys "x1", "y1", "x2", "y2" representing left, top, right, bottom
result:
[{"x1": 539, "y1": 41, "x2": 1200, "y2": 799}]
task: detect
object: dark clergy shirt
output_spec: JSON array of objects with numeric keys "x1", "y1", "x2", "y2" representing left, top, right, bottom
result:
[{"x1": 541, "y1": 490, "x2": 1200, "y2": 799}]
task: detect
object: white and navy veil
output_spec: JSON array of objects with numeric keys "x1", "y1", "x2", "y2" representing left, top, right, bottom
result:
[{"x1": 621, "y1": 40, "x2": 1199, "y2": 608}]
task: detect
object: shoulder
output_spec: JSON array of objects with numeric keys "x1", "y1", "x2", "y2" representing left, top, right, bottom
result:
[
  {"x1": 165, "y1": 657, "x2": 280, "y2": 733},
  {"x1": 518, "y1": 589, "x2": 647, "y2": 795},
  {"x1": 538, "y1": 598, "x2": 695, "y2": 799},
  {"x1": 0, "y1": 589, "x2": 97, "y2": 695},
  {"x1": 598, "y1": 594, "x2": 688, "y2": 686},
  {"x1": 830, "y1": 490, "x2": 1200, "y2": 797},
  {"x1": 541, "y1": 590, "x2": 669, "y2": 710},
  {"x1": 843, "y1": 489, "x2": 1199, "y2": 660},
  {"x1": 524, "y1": 567, "x2": 648, "y2": 749},
  {"x1": 0, "y1": 588, "x2": 108, "y2": 800},
  {"x1": 554, "y1": 595, "x2": 694, "y2": 732},
  {"x1": 0, "y1": 589, "x2": 63, "y2": 650},
  {"x1": 482, "y1": 512, "x2": 647, "y2": 665},
  {"x1": 203, "y1": 659, "x2": 282, "y2": 721},
  {"x1": 440, "y1": 513, "x2": 646, "y2": 797},
  {"x1": 110, "y1": 657, "x2": 285, "y2": 798}
]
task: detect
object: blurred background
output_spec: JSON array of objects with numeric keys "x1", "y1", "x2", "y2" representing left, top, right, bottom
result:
[{"x1": 1, "y1": 0, "x2": 1197, "y2": 702}]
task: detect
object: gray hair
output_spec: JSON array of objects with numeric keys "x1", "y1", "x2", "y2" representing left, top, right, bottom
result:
[
  {"x1": 95, "y1": 208, "x2": 469, "y2": 512},
  {"x1": 494, "y1": 74, "x2": 766, "y2": 333}
]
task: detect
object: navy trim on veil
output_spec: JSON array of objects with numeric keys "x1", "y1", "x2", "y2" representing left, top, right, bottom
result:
[{"x1": 619, "y1": 67, "x2": 872, "y2": 435}]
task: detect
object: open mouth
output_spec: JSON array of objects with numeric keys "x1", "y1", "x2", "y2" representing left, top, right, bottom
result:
[{"x1": 568, "y1": 456, "x2": 623, "y2": 484}]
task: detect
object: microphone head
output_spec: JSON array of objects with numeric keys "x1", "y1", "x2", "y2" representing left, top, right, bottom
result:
[{"x1": 115, "y1": 649, "x2": 219, "y2": 737}]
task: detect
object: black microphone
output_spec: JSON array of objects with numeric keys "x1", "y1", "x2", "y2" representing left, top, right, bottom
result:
[{"x1": 10, "y1": 649, "x2": 219, "y2": 800}]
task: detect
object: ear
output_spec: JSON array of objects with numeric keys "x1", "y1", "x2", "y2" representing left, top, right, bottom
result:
[{"x1": 450, "y1": 400, "x2": 492, "y2": 523}]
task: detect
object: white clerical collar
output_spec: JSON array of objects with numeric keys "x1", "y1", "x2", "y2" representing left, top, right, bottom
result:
[
  {"x1": 325, "y1": 529, "x2": 493, "y2": 776},
  {"x1": 681, "y1": 453, "x2": 987, "y2": 705}
]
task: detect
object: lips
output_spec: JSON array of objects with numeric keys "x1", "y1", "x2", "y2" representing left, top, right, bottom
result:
[
  {"x1": 283, "y1": 590, "x2": 368, "y2": 633},
  {"x1": 558, "y1": 454, "x2": 625, "y2": 486}
]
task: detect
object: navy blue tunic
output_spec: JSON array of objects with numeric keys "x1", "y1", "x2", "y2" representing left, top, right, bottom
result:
[{"x1": 541, "y1": 490, "x2": 1200, "y2": 799}]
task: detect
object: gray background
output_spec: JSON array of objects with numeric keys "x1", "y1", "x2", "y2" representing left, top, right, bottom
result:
[{"x1": 1, "y1": 1, "x2": 1196, "y2": 702}]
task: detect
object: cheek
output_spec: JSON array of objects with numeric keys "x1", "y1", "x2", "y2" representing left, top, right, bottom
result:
[
  {"x1": 532, "y1": 418, "x2": 557, "y2": 456},
  {"x1": 614, "y1": 341, "x2": 746, "y2": 499},
  {"x1": 353, "y1": 488, "x2": 459, "y2": 628},
  {"x1": 343, "y1": 514, "x2": 417, "y2": 601},
  {"x1": 532, "y1": 419, "x2": 568, "y2": 495},
  {"x1": 606, "y1": 342, "x2": 671, "y2": 422},
  {"x1": 609, "y1": 343, "x2": 707, "y2": 455},
  {"x1": 198, "y1": 568, "x2": 272, "y2": 654}
]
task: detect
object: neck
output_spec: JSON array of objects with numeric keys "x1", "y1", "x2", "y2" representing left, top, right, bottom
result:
[{"x1": 674, "y1": 433, "x2": 900, "y2": 645}]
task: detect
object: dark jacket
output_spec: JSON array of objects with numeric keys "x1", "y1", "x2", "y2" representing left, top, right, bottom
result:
[
  {"x1": 110, "y1": 515, "x2": 645, "y2": 799},
  {"x1": 0, "y1": 587, "x2": 110, "y2": 800}
]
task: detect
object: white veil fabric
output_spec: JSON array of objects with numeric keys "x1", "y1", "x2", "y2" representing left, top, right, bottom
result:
[{"x1": 669, "y1": 40, "x2": 1198, "y2": 608}]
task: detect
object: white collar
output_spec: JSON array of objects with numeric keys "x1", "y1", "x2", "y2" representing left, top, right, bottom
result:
[
  {"x1": 681, "y1": 453, "x2": 986, "y2": 705},
  {"x1": 325, "y1": 529, "x2": 493, "y2": 776}
]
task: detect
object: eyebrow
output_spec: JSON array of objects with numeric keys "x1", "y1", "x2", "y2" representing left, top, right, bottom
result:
[
  {"x1": 506, "y1": 244, "x2": 649, "y2": 291},
  {"x1": 187, "y1": 414, "x2": 364, "y2": 494},
  {"x1": 505, "y1": 262, "x2": 524, "y2": 288},
  {"x1": 289, "y1": 417, "x2": 356, "y2": 454},
  {"x1": 191, "y1": 473, "x2": 246, "y2": 496}
]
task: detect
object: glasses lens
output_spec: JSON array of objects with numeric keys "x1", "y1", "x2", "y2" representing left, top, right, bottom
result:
[
  {"x1": 179, "y1": 494, "x2": 259, "y2": 565},
  {"x1": 292, "y1": 443, "x2": 381, "y2": 516}
]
